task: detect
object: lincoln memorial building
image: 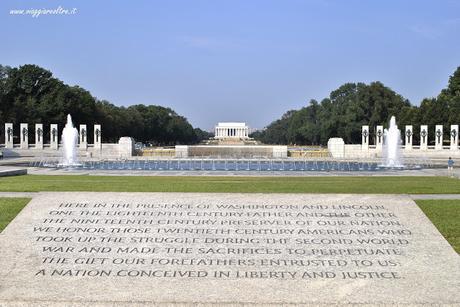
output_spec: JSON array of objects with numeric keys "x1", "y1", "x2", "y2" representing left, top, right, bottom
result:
[{"x1": 214, "y1": 122, "x2": 249, "y2": 139}]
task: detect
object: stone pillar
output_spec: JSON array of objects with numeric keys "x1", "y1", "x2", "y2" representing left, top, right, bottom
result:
[
  {"x1": 328, "y1": 138, "x2": 345, "y2": 158},
  {"x1": 94, "y1": 124, "x2": 102, "y2": 150},
  {"x1": 175, "y1": 145, "x2": 189, "y2": 158},
  {"x1": 50, "y1": 124, "x2": 58, "y2": 150},
  {"x1": 35, "y1": 124, "x2": 43, "y2": 150},
  {"x1": 376, "y1": 125, "x2": 383, "y2": 151},
  {"x1": 79, "y1": 125, "x2": 87, "y2": 150},
  {"x1": 272, "y1": 146, "x2": 288, "y2": 158},
  {"x1": 5, "y1": 123, "x2": 13, "y2": 149},
  {"x1": 361, "y1": 125, "x2": 369, "y2": 151},
  {"x1": 20, "y1": 123, "x2": 28, "y2": 149},
  {"x1": 405, "y1": 125, "x2": 413, "y2": 150},
  {"x1": 435, "y1": 125, "x2": 443, "y2": 150},
  {"x1": 450, "y1": 125, "x2": 459, "y2": 151},
  {"x1": 420, "y1": 125, "x2": 428, "y2": 150},
  {"x1": 118, "y1": 137, "x2": 134, "y2": 158}
]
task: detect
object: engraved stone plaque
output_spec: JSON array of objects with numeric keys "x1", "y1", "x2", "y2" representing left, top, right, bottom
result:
[{"x1": 0, "y1": 193, "x2": 459, "y2": 305}]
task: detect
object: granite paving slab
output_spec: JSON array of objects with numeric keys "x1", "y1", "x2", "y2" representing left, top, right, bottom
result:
[{"x1": 0, "y1": 192, "x2": 459, "y2": 306}]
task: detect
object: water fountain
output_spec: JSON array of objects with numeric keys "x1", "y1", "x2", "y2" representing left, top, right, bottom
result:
[
  {"x1": 33, "y1": 115, "x2": 429, "y2": 171},
  {"x1": 59, "y1": 114, "x2": 80, "y2": 167},
  {"x1": 382, "y1": 116, "x2": 404, "y2": 168}
]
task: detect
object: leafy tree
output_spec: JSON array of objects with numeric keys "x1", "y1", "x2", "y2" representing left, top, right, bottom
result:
[
  {"x1": 0, "y1": 64, "x2": 206, "y2": 144},
  {"x1": 438, "y1": 67, "x2": 460, "y2": 127},
  {"x1": 255, "y1": 79, "x2": 427, "y2": 145}
]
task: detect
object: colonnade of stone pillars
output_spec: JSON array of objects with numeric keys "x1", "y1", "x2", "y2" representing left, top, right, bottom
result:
[
  {"x1": 361, "y1": 124, "x2": 459, "y2": 151},
  {"x1": 2, "y1": 123, "x2": 102, "y2": 150},
  {"x1": 215, "y1": 127, "x2": 249, "y2": 138}
]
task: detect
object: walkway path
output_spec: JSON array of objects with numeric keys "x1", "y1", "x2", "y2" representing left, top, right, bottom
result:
[
  {"x1": 0, "y1": 191, "x2": 459, "y2": 200},
  {"x1": 409, "y1": 194, "x2": 460, "y2": 200},
  {"x1": 0, "y1": 192, "x2": 38, "y2": 198}
]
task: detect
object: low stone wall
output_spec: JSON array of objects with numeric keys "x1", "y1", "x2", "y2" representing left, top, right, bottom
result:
[
  {"x1": 175, "y1": 145, "x2": 288, "y2": 158},
  {"x1": 0, "y1": 168, "x2": 27, "y2": 177},
  {"x1": 0, "y1": 137, "x2": 134, "y2": 159},
  {"x1": 344, "y1": 144, "x2": 373, "y2": 158}
]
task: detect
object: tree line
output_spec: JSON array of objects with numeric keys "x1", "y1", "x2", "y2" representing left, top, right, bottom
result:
[
  {"x1": 251, "y1": 67, "x2": 460, "y2": 145},
  {"x1": 2, "y1": 64, "x2": 459, "y2": 146},
  {"x1": 0, "y1": 64, "x2": 211, "y2": 145}
]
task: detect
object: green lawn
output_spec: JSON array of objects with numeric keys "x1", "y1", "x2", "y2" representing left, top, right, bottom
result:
[
  {"x1": 0, "y1": 197, "x2": 31, "y2": 232},
  {"x1": 416, "y1": 200, "x2": 460, "y2": 253},
  {"x1": 0, "y1": 175, "x2": 459, "y2": 193}
]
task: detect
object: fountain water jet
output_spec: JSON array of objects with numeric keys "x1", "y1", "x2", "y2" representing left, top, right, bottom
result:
[
  {"x1": 59, "y1": 114, "x2": 80, "y2": 166},
  {"x1": 382, "y1": 116, "x2": 404, "y2": 168}
]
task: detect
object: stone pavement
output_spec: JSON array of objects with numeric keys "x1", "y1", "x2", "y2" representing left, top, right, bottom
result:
[
  {"x1": 1, "y1": 191, "x2": 460, "y2": 200},
  {"x1": 410, "y1": 194, "x2": 460, "y2": 200},
  {"x1": 0, "y1": 193, "x2": 459, "y2": 306}
]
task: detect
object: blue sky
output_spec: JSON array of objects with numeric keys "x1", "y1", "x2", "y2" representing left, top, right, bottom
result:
[{"x1": 1, "y1": 0, "x2": 459, "y2": 130}]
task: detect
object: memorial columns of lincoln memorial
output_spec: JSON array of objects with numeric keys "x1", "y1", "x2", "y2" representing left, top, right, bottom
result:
[{"x1": 214, "y1": 122, "x2": 249, "y2": 139}]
